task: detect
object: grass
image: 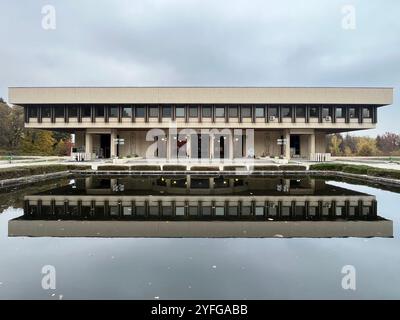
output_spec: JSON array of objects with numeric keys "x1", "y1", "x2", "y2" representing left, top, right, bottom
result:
[{"x1": 309, "y1": 163, "x2": 400, "y2": 180}]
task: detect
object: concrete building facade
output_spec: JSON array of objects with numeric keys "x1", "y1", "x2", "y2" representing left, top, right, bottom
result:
[{"x1": 8, "y1": 87, "x2": 393, "y2": 161}]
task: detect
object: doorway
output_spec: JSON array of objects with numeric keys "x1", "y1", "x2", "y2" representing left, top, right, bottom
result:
[
  {"x1": 290, "y1": 135, "x2": 301, "y2": 157},
  {"x1": 100, "y1": 134, "x2": 111, "y2": 158}
]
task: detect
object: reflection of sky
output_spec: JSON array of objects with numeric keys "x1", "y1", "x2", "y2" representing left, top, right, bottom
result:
[{"x1": 0, "y1": 182, "x2": 399, "y2": 299}]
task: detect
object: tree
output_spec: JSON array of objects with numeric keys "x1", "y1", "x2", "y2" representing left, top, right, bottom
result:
[
  {"x1": 329, "y1": 134, "x2": 343, "y2": 156},
  {"x1": 21, "y1": 130, "x2": 56, "y2": 155},
  {"x1": 4, "y1": 106, "x2": 24, "y2": 151},
  {"x1": 356, "y1": 137, "x2": 378, "y2": 156},
  {"x1": 376, "y1": 132, "x2": 400, "y2": 154}
]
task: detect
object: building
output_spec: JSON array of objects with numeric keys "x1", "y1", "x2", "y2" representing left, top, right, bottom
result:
[{"x1": 8, "y1": 86, "x2": 393, "y2": 161}]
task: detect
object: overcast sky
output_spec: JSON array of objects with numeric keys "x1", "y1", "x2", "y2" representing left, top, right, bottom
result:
[{"x1": 0, "y1": 0, "x2": 398, "y2": 135}]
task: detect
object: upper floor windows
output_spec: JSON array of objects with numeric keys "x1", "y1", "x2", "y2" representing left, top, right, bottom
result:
[
  {"x1": 109, "y1": 106, "x2": 118, "y2": 118},
  {"x1": 296, "y1": 106, "x2": 305, "y2": 118},
  {"x1": 215, "y1": 107, "x2": 225, "y2": 118},
  {"x1": 69, "y1": 106, "x2": 78, "y2": 118},
  {"x1": 241, "y1": 106, "x2": 251, "y2": 118},
  {"x1": 189, "y1": 106, "x2": 198, "y2": 118},
  {"x1": 309, "y1": 107, "x2": 319, "y2": 118},
  {"x1": 135, "y1": 106, "x2": 145, "y2": 118},
  {"x1": 55, "y1": 107, "x2": 64, "y2": 118},
  {"x1": 176, "y1": 107, "x2": 185, "y2": 118},
  {"x1": 95, "y1": 106, "x2": 104, "y2": 117},
  {"x1": 349, "y1": 107, "x2": 359, "y2": 118},
  {"x1": 322, "y1": 107, "x2": 331, "y2": 118},
  {"x1": 162, "y1": 106, "x2": 171, "y2": 118},
  {"x1": 281, "y1": 106, "x2": 291, "y2": 118},
  {"x1": 363, "y1": 107, "x2": 371, "y2": 118},
  {"x1": 202, "y1": 106, "x2": 212, "y2": 118},
  {"x1": 149, "y1": 106, "x2": 159, "y2": 118},
  {"x1": 255, "y1": 107, "x2": 265, "y2": 118},
  {"x1": 42, "y1": 106, "x2": 51, "y2": 118},
  {"x1": 82, "y1": 106, "x2": 91, "y2": 118},
  {"x1": 28, "y1": 107, "x2": 38, "y2": 118},
  {"x1": 268, "y1": 106, "x2": 278, "y2": 117},
  {"x1": 335, "y1": 107, "x2": 345, "y2": 118},
  {"x1": 122, "y1": 106, "x2": 132, "y2": 118},
  {"x1": 228, "y1": 106, "x2": 238, "y2": 118}
]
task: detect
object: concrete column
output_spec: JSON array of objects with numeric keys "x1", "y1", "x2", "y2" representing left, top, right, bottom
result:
[
  {"x1": 111, "y1": 130, "x2": 117, "y2": 158},
  {"x1": 210, "y1": 133, "x2": 214, "y2": 159},
  {"x1": 85, "y1": 131, "x2": 92, "y2": 160},
  {"x1": 309, "y1": 132, "x2": 316, "y2": 160},
  {"x1": 285, "y1": 129, "x2": 290, "y2": 160},
  {"x1": 229, "y1": 129, "x2": 234, "y2": 160}
]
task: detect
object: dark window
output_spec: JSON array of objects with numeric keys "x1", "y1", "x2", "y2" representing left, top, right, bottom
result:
[
  {"x1": 268, "y1": 106, "x2": 278, "y2": 117},
  {"x1": 309, "y1": 107, "x2": 318, "y2": 117},
  {"x1": 135, "y1": 106, "x2": 145, "y2": 118},
  {"x1": 109, "y1": 106, "x2": 118, "y2": 118},
  {"x1": 122, "y1": 106, "x2": 132, "y2": 118},
  {"x1": 241, "y1": 106, "x2": 251, "y2": 118},
  {"x1": 255, "y1": 107, "x2": 265, "y2": 118},
  {"x1": 202, "y1": 106, "x2": 212, "y2": 117},
  {"x1": 281, "y1": 106, "x2": 291, "y2": 117},
  {"x1": 175, "y1": 107, "x2": 185, "y2": 118},
  {"x1": 41, "y1": 106, "x2": 51, "y2": 118},
  {"x1": 82, "y1": 106, "x2": 91, "y2": 118},
  {"x1": 69, "y1": 106, "x2": 78, "y2": 117},
  {"x1": 54, "y1": 107, "x2": 64, "y2": 118},
  {"x1": 335, "y1": 107, "x2": 345, "y2": 118},
  {"x1": 28, "y1": 106, "x2": 38, "y2": 118},
  {"x1": 149, "y1": 106, "x2": 159, "y2": 118},
  {"x1": 296, "y1": 106, "x2": 306, "y2": 118},
  {"x1": 215, "y1": 107, "x2": 225, "y2": 118},
  {"x1": 95, "y1": 106, "x2": 104, "y2": 117},
  {"x1": 189, "y1": 106, "x2": 198, "y2": 118},
  {"x1": 228, "y1": 106, "x2": 238, "y2": 118},
  {"x1": 322, "y1": 107, "x2": 331, "y2": 118},
  {"x1": 162, "y1": 106, "x2": 171, "y2": 118},
  {"x1": 349, "y1": 107, "x2": 358, "y2": 118},
  {"x1": 363, "y1": 107, "x2": 371, "y2": 118}
]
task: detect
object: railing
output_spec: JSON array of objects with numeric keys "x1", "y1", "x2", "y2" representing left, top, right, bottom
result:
[
  {"x1": 71, "y1": 152, "x2": 96, "y2": 161},
  {"x1": 310, "y1": 153, "x2": 331, "y2": 162}
]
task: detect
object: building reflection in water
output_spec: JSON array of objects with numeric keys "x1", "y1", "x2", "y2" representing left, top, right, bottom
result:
[{"x1": 9, "y1": 176, "x2": 392, "y2": 238}]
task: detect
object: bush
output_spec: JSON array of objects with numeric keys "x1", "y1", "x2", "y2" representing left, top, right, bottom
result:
[
  {"x1": 367, "y1": 168, "x2": 400, "y2": 180},
  {"x1": 279, "y1": 165, "x2": 307, "y2": 171},
  {"x1": 162, "y1": 165, "x2": 187, "y2": 171},
  {"x1": 223, "y1": 166, "x2": 247, "y2": 171},
  {"x1": 251, "y1": 165, "x2": 279, "y2": 171},
  {"x1": 342, "y1": 165, "x2": 369, "y2": 175},
  {"x1": 97, "y1": 165, "x2": 130, "y2": 171},
  {"x1": 0, "y1": 164, "x2": 74, "y2": 180},
  {"x1": 66, "y1": 165, "x2": 91, "y2": 171},
  {"x1": 130, "y1": 165, "x2": 161, "y2": 171},
  {"x1": 190, "y1": 166, "x2": 219, "y2": 171},
  {"x1": 309, "y1": 163, "x2": 346, "y2": 171}
]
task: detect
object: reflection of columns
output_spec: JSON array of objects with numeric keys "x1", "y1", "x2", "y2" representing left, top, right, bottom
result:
[
  {"x1": 285, "y1": 129, "x2": 290, "y2": 160},
  {"x1": 210, "y1": 133, "x2": 214, "y2": 159},
  {"x1": 85, "y1": 177, "x2": 93, "y2": 189},
  {"x1": 85, "y1": 131, "x2": 92, "y2": 160},
  {"x1": 111, "y1": 130, "x2": 117, "y2": 158},
  {"x1": 309, "y1": 132, "x2": 316, "y2": 160},
  {"x1": 167, "y1": 132, "x2": 171, "y2": 160}
]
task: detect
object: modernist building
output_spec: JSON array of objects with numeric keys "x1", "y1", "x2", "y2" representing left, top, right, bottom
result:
[{"x1": 8, "y1": 87, "x2": 393, "y2": 161}]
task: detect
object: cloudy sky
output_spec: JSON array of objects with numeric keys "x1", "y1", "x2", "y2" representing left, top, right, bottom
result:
[{"x1": 0, "y1": 0, "x2": 398, "y2": 135}]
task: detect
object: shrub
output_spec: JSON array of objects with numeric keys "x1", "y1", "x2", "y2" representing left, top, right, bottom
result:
[
  {"x1": 342, "y1": 165, "x2": 369, "y2": 175},
  {"x1": 223, "y1": 166, "x2": 247, "y2": 171},
  {"x1": 309, "y1": 163, "x2": 346, "y2": 171},
  {"x1": 251, "y1": 165, "x2": 279, "y2": 171},
  {"x1": 190, "y1": 166, "x2": 219, "y2": 171},
  {"x1": 131, "y1": 165, "x2": 161, "y2": 171},
  {"x1": 66, "y1": 165, "x2": 91, "y2": 171},
  {"x1": 367, "y1": 168, "x2": 400, "y2": 180},
  {"x1": 97, "y1": 165, "x2": 130, "y2": 171},
  {"x1": 162, "y1": 165, "x2": 187, "y2": 171},
  {"x1": 279, "y1": 165, "x2": 307, "y2": 171}
]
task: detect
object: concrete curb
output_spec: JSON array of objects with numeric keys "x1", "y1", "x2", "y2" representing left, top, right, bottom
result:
[{"x1": 0, "y1": 171, "x2": 70, "y2": 189}]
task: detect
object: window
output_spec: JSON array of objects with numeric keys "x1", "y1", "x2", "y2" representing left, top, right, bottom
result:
[
  {"x1": 122, "y1": 106, "x2": 132, "y2": 118},
  {"x1": 322, "y1": 107, "x2": 331, "y2": 118},
  {"x1": 135, "y1": 106, "x2": 145, "y2": 118},
  {"x1": 296, "y1": 106, "x2": 306, "y2": 118},
  {"x1": 215, "y1": 107, "x2": 225, "y2": 118},
  {"x1": 175, "y1": 207, "x2": 185, "y2": 216},
  {"x1": 335, "y1": 107, "x2": 345, "y2": 118},
  {"x1": 41, "y1": 106, "x2": 51, "y2": 118},
  {"x1": 149, "y1": 106, "x2": 159, "y2": 118},
  {"x1": 69, "y1": 106, "x2": 78, "y2": 118},
  {"x1": 28, "y1": 106, "x2": 38, "y2": 118},
  {"x1": 202, "y1": 106, "x2": 212, "y2": 117},
  {"x1": 95, "y1": 106, "x2": 104, "y2": 117},
  {"x1": 175, "y1": 106, "x2": 185, "y2": 118},
  {"x1": 162, "y1": 106, "x2": 171, "y2": 118},
  {"x1": 109, "y1": 106, "x2": 118, "y2": 117},
  {"x1": 281, "y1": 106, "x2": 291, "y2": 117},
  {"x1": 268, "y1": 106, "x2": 278, "y2": 117},
  {"x1": 82, "y1": 106, "x2": 91, "y2": 118},
  {"x1": 55, "y1": 107, "x2": 64, "y2": 118},
  {"x1": 349, "y1": 107, "x2": 358, "y2": 118},
  {"x1": 309, "y1": 107, "x2": 318, "y2": 118},
  {"x1": 363, "y1": 107, "x2": 371, "y2": 118},
  {"x1": 228, "y1": 106, "x2": 238, "y2": 118},
  {"x1": 241, "y1": 106, "x2": 251, "y2": 118},
  {"x1": 189, "y1": 106, "x2": 198, "y2": 118},
  {"x1": 255, "y1": 106, "x2": 265, "y2": 118}
]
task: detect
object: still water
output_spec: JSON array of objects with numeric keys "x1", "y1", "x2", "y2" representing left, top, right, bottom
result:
[{"x1": 0, "y1": 175, "x2": 399, "y2": 299}]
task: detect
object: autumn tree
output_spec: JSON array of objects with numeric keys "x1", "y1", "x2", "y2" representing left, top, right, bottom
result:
[{"x1": 376, "y1": 132, "x2": 400, "y2": 155}]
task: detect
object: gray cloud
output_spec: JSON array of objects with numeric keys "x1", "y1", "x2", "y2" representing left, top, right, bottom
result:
[{"x1": 0, "y1": 0, "x2": 398, "y2": 135}]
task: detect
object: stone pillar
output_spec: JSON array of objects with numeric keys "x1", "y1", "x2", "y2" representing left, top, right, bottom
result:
[
  {"x1": 229, "y1": 129, "x2": 234, "y2": 160},
  {"x1": 85, "y1": 131, "x2": 92, "y2": 160},
  {"x1": 111, "y1": 130, "x2": 117, "y2": 158},
  {"x1": 309, "y1": 132, "x2": 316, "y2": 160},
  {"x1": 285, "y1": 129, "x2": 290, "y2": 160}
]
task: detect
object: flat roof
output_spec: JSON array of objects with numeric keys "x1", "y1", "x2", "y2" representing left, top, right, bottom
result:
[{"x1": 8, "y1": 86, "x2": 393, "y2": 105}]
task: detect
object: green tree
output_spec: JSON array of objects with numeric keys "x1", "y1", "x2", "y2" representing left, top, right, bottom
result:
[{"x1": 329, "y1": 134, "x2": 343, "y2": 156}]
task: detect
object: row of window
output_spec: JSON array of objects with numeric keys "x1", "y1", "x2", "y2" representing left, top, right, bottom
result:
[
  {"x1": 26, "y1": 203, "x2": 373, "y2": 218},
  {"x1": 27, "y1": 105, "x2": 373, "y2": 119}
]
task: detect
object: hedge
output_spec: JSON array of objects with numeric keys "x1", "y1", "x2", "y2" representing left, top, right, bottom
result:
[
  {"x1": 162, "y1": 165, "x2": 187, "y2": 171},
  {"x1": 97, "y1": 165, "x2": 130, "y2": 171},
  {"x1": 0, "y1": 164, "x2": 89, "y2": 180},
  {"x1": 130, "y1": 165, "x2": 161, "y2": 171},
  {"x1": 278, "y1": 165, "x2": 307, "y2": 171},
  {"x1": 251, "y1": 165, "x2": 279, "y2": 171},
  {"x1": 223, "y1": 166, "x2": 247, "y2": 171},
  {"x1": 309, "y1": 163, "x2": 400, "y2": 180},
  {"x1": 190, "y1": 166, "x2": 220, "y2": 171}
]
